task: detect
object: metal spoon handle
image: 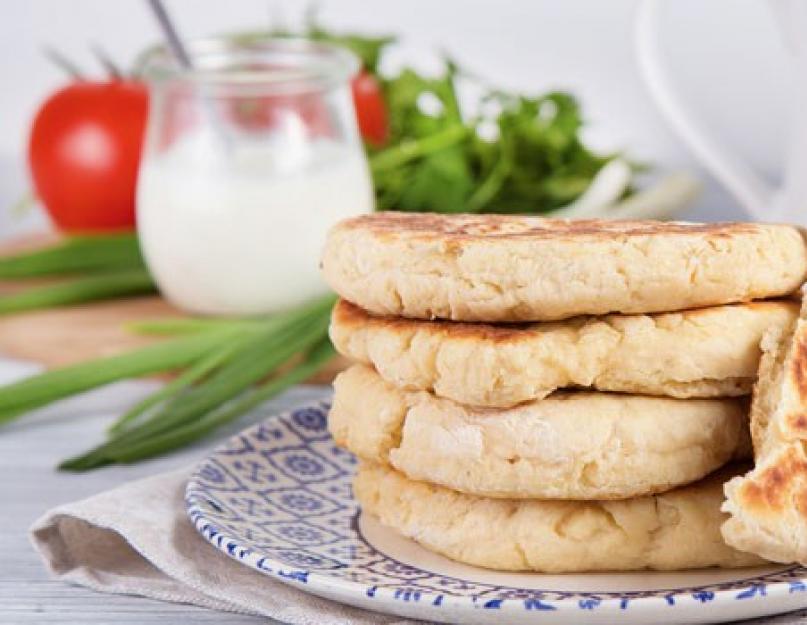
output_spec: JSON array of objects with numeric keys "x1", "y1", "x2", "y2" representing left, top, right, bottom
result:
[{"x1": 146, "y1": 0, "x2": 193, "y2": 69}]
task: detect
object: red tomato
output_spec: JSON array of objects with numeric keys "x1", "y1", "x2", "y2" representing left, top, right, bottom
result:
[
  {"x1": 351, "y1": 70, "x2": 388, "y2": 146},
  {"x1": 28, "y1": 81, "x2": 148, "y2": 232}
]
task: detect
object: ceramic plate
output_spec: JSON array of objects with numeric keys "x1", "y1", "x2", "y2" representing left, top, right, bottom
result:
[{"x1": 185, "y1": 401, "x2": 807, "y2": 624}]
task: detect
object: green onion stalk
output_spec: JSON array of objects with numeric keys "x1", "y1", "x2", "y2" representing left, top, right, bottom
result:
[{"x1": 0, "y1": 230, "x2": 338, "y2": 468}]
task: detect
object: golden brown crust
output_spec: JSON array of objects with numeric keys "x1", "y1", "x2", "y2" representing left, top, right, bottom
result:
[
  {"x1": 792, "y1": 332, "x2": 807, "y2": 398},
  {"x1": 339, "y1": 212, "x2": 761, "y2": 241},
  {"x1": 722, "y1": 295, "x2": 807, "y2": 564},
  {"x1": 332, "y1": 298, "x2": 548, "y2": 343},
  {"x1": 734, "y1": 446, "x2": 807, "y2": 514},
  {"x1": 787, "y1": 413, "x2": 807, "y2": 438}
]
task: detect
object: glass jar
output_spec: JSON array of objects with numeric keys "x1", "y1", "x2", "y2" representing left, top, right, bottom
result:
[{"x1": 136, "y1": 38, "x2": 374, "y2": 315}]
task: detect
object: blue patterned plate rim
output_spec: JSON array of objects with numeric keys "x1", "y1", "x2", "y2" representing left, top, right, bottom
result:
[{"x1": 185, "y1": 400, "x2": 807, "y2": 623}]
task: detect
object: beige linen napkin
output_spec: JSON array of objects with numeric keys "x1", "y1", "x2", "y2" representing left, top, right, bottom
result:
[{"x1": 29, "y1": 467, "x2": 420, "y2": 625}]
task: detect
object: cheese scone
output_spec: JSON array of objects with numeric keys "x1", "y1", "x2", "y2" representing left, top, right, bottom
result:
[
  {"x1": 331, "y1": 298, "x2": 797, "y2": 406},
  {"x1": 331, "y1": 365, "x2": 751, "y2": 500},
  {"x1": 356, "y1": 462, "x2": 766, "y2": 572},
  {"x1": 322, "y1": 212, "x2": 807, "y2": 322}
]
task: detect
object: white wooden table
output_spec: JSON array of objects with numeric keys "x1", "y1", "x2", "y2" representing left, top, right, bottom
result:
[
  {"x1": 1, "y1": 358, "x2": 806, "y2": 625},
  {"x1": 0, "y1": 358, "x2": 327, "y2": 625}
]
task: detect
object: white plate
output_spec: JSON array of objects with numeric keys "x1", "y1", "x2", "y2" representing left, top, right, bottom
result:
[{"x1": 185, "y1": 401, "x2": 807, "y2": 624}]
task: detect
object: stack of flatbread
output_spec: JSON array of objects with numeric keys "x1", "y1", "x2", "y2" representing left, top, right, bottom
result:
[{"x1": 320, "y1": 212, "x2": 807, "y2": 573}]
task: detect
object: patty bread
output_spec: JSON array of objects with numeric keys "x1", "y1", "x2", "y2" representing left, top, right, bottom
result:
[
  {"x1": 321, "y1": 213, "x2": 807, "y2": 322},
  {"x1": 331, "y1": 299, "x2": 797, "y2": 406},
  {"x1": 331, "y1": 365, "x2": 751, "y2": 500},
  {"x1": 723, "y1": 296, "x2": 807, "y2": 564},
  {"x1": 355, "y1": 462, "x2": 765, "y2": 572}
]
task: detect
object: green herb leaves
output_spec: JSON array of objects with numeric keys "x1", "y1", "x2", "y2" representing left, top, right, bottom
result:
[
  {"x1": 370, "y1": 65, "x2": 614, "y2": 214},
  {"x1": 229, "y1": 21, "x2": 619, "y2": 215}
]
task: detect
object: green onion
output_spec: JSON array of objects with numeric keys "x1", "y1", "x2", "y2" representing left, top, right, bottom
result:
[
  {"x1": 0, "y1": 269, "x2": 156, "y2": 315},
  {"x1": 0, "y1": 234, "x2": 146, "y2": 278},
  {"x1": 0, "y1": 234, "x2": 158, "y2": 315},
  {"x1": 145, "y1": 300, "x2": 331, "y2": 428},
  {"x1": 0, "y1": 323, "x2": 246, "y2": 422},
  {"x1": 0, "y1": 290, "x2": 336, "y2": 472},
  {"x1": 60, "y1": 338, "x2": 335, "y2": 470},
  {"x1": 76, "y1": 298, "x2": 331, "y2": 447},
  {"x1": 127, "y1": 316, "x2": 262, "y2": 336},
  {"x1": 59, "y1": 297, "x2": 334, "y2": 470},
  {"x1": 106, "y1": 333, "x2": 257, "y2": 435}
]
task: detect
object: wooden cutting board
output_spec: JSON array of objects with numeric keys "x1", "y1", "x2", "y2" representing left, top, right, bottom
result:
[{"x1": 0, "y1": 233, "x2": 347, "y2": 382}]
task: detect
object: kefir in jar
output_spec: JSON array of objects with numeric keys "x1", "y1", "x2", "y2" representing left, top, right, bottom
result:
[{"x1": 137, "y1": 38, "x2": 374, "y2": 315}]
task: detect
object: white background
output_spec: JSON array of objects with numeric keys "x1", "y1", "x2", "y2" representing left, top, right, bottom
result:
[{"x1": 0, "y1": 0, "x2": 795, "y2": 233}]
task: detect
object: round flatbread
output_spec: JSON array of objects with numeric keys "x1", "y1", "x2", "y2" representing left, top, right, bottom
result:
[
  {"x1": 722, "y1": 296, "x2": 807, "y2": 565},
  {"x1": 331, "y1": 298, "x2": 798, "y2": 406},
  {"x1": 355, "y1": 462, "x2": 765, "y2": 572},
  {"x1": 321, "y1": 213, "x2": 807, "y2": 322},
  {"x1": 330, "y1": 365, "x2": 751, "y2": 500}
]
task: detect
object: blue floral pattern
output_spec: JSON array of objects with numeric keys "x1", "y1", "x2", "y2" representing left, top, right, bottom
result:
[{"x1": 186, "y1": 402, "x2": 807, "y2": 623}]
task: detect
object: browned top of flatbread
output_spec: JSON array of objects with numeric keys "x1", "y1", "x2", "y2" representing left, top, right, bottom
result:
[{"x1": 339, "y1": 212, "x2": 762, "y2": 241}]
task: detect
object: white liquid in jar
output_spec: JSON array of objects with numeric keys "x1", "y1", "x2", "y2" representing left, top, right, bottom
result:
[{"x1": 136, "y1": 131, "x2": 374, "y2": 315}]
